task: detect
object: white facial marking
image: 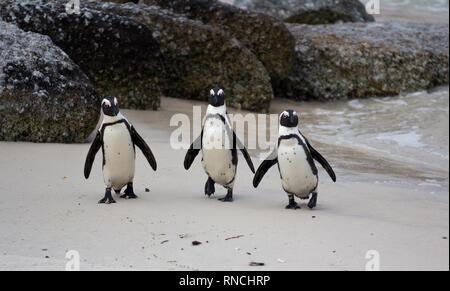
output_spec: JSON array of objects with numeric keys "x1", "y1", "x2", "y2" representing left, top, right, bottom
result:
[
  {"x1": 281, "y1": 111, "x2": 289, "y2": 118},
  {"x1": 210, "y1": 89, "x2": 215, "y2": 96},
  {"x1": 102, "y1": 99, "x2": 111, "y2": 107},
  {"x1": 114, "y1": 97, "x2": 118, "y2": 106},
  {"x1": 218, "y1": 89, "x2": 224, "y2": 96}
]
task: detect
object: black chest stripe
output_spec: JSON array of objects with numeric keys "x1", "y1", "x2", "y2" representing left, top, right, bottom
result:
[
  {"x1": 204, "y1": 113, "x2": 234, "y2": 156},
  {"x1": 278, "y1": 134, "x2": 318, "y2": 176},
  {"x1": 100, "y1": 119, "x2": 134, "y2": 167},
  {"x1": 204, "y1": 113, "x2": 226, "y2": 125}
]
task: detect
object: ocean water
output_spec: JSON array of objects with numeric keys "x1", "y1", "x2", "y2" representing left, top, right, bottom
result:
[
  {"x1": 373, "y1": 0, "x2": 449, "y2": 23},
  {"x1": 220, "y1": 0, "x2": 449, "y2": 194},
  {"x1": 223, "y1": 0, "x2": 450, "y2": 23},
  {"x1": 271, "y1": 87, "x2": 449, "y2": 194},
  {"x1": 380, "y1": 0, "x2": 449, "y2": 12}
]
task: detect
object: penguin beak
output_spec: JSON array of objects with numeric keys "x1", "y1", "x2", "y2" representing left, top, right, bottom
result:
[
  {"x1": 210, "y1": 95, "x2": 219, "y2": 107},
  {"x1": 290, "y1": 115, "x2": 296, "y2": 125}
]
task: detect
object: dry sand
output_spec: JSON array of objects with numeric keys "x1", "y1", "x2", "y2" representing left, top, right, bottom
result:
[{"x1": 0, "y1": 97, "x2": 448, "y2": 271}]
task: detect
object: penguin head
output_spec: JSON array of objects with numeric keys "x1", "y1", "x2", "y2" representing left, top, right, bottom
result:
[
  {"x1": 208, "y1": 88, "x2": 225, "y2": 107},
  {"x1": 280, "y1": 110, "x2": 299, "y2": 128},
  {"x1": 101, "y1": 96, "x2": 120, "y2": 117}
]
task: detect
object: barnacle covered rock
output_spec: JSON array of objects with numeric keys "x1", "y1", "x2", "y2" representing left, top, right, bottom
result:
[
  {"x1": 0, "y1": 0, "x2": 164, "y2": 110},
  {"x1": 0, "y1": 21, "x2": 100, "y2": 143},
  {"x1": 279, "y1": 21, "x2": 449, "y2": 100}
]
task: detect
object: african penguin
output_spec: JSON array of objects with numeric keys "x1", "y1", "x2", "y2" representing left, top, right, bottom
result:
[
  {"x1": 84, "y1": 96, "x2": 157, "y2": 204},
  {"x1": 253, "y1": 110, "x2": 336, "y2": 209},
  {"x1": 184, "y1": 88, "x2": 255, "y2": 202}
]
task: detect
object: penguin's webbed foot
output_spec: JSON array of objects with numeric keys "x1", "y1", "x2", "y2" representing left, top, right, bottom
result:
[
  {"x1": 99, "y1": 188, "x2": 116, "y2": 204},
  {"x1": 308, "y1": 192, "x2": 318, "y2": 209},
  {"x1": 99, "y1": 197, "x2": 116, "y2": 204},
  {"x1": 285, "y1": 202, "x2": 300, "y2": 209},
  {"x1": 205, "y1": 177, "x2": 215, "y2": 197},
  {"x1": 218, "y1": 189, "x2": 233, "y2": 202},
  {"x1": 120, "y1": 193, "x2": 138, "y2": 199},
  {"x1": 121, "y1": 182, "x2": 138, "y2": 199},
  {"x1": 285, "y1": 196, "x2": 300, "y2": 209}
]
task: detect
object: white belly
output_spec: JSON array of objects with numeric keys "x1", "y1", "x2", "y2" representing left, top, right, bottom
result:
[
  {"x1": 278, "y1": 139, "x2": 317, "y2": 198},
  {"x1": 102, "y1": 123, "x2": 135, "y2": 190},
  {"x1": 201, "y1": 117, "x2": 236, "y2": 186}
]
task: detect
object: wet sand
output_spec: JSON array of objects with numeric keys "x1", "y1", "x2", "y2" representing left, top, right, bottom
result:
[{"x1": 0, "y1": 94, "x2": 448, "y2": 270}]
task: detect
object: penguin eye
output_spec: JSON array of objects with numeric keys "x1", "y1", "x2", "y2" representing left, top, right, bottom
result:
[
  {"x1": 102, "y1": 99, "x2": 111, "y2": 107},
  {"x1": 210, "y1": 89, "x2": 215, "y2": 96},
  {"x1": 218, "y1": 89, "x2": 224, "y2": 96},
  {"x1": 114, "y1": 97, "x2": 118, "y2": 106}
]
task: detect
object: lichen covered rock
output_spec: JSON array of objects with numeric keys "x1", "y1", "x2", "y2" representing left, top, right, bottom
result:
[
  {"x1": 278, "y1": 21, "x2": 449, "y2": 101},
  {"x1": 0, "y1": 0, "x2": 164, "y2": 110},
  {"x1": 90, "y1": 1, "x2": 273, "y2": 111},
  {"x1": 0, "y1": 21, "x2": 100, "y2": 143},
  {"x1": 140, "y1": 0, "x2": 295, "y2": 86},
  {"x1": 234, "y1": 0, "x2": 375, "y2": 24}
]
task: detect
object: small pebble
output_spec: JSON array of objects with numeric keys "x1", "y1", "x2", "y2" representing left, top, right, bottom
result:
[{"x1": 192, "y1": 241, "x2": 202, "y2": 246}]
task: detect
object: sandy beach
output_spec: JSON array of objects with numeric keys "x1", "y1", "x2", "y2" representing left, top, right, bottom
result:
[{"x1": 0, "y1": 95, "x2": 448, "y2": 271}]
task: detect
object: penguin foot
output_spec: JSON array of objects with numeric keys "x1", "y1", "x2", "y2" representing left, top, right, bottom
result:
[
  {"x1": 286, "y1": 195, "x2": 300, "y2": 209},
  {"x1": 99, "y1": 188, "x2": 116, "y2": 204},
  {"x1": 120, "y1": 193, "x2": 138, "y2": 199},
  {"x1": 205, "y1": 177, "x2": 215, "y2": 197},
  {"x1": 308, "y1": 192, "x2": 318, "y2": 209},
  {"x1": 99, "y1": 197, "x2": 116, "y2": 204},
  {"x1": 121, "y1": 182, "x2": 137, "y2": 199},
  {"x1": 285, "y1": 202, "x2": 300, "y2": 209},
  {"x1": 218, "y1": 189, "x2": 233, "y2": 202}
]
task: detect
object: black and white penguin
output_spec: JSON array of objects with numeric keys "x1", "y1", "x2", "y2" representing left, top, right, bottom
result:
[
  {"x1": 184, "y1": 88, "x2": 255, "y2": 202},
  {"x1": 84, "y1": 96, "x2": 157, "y2": 204},
  {"x1": 253, "y1": 109, "x2": 336, "y2": 209}
]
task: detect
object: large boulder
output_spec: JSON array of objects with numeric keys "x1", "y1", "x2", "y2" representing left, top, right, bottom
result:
[
  {"x1": 89, "y1": 1, "x2": 273, "y2": 111},
  {"x1": 234, "y1": 0, "x2": 375, "y2": 24},
  {"x1": 140, "y1": 0, "x2": 295, "y2": 86},
  {"x1": 278, "y1": 21, "x2": 449, "y2": 101},
  {"x1": 0, "y1": 0, "x2": 164, "y2": 110},
  {"x1": 0, "y1": 21, "x2": 100, "y2": 143}
]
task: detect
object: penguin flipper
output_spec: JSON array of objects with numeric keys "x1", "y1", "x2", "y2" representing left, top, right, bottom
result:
[
  {"x1": 304, "y1": 138, "x2": 336, "y2": 182},
  {"x1": 253, "y1": 158, "x2": 278, "y2": 188},
  {"x1": 184, "y1": 132, "x2": 202, "y2": 170},
  {"x1": 84, "y1": 131, "x2": 102, "y2": 179},
  {"x1": 131, "y1": 126, "x2": 157, "y2": 171},
  {"x1": 232, "y1": 131, "x2": 255, "y2": 174}
]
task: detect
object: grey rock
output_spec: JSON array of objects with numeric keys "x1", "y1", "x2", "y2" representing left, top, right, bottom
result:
[
  {"x1": 0, "y1": 21, "x2": 100, "y2": 143},
  {"x1": 140, "y1": 0, "x2": 295, "y2": 86},
  {"x1": 90, "y1": 1, "x2": 273, "y2": 111},
  {"x1": 234, "y1": 0, "x2": 375, "y2": 24},
  {"x1": 278, "y1": 21, "x2": 449, "y2": 101},
  {"x1": 0, "y1": 0, "x2": 164, "y2": 110}
]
